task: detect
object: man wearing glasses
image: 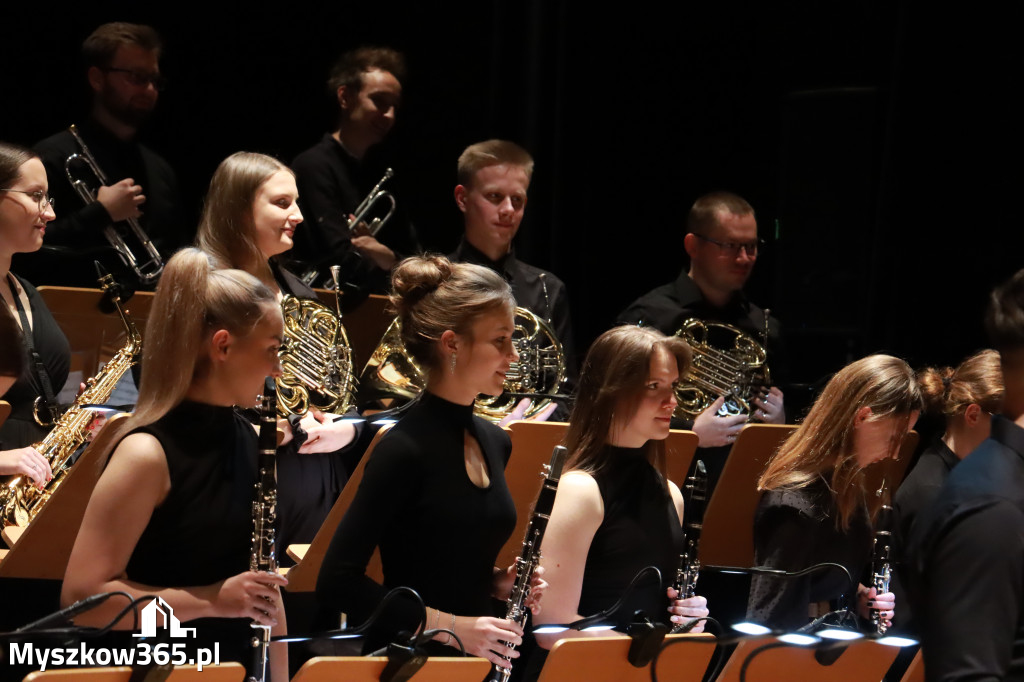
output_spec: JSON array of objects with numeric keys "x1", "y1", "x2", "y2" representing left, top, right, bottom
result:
[
  {"x1": 618, "y1": 192, "x2": 786, "y2": 483},
  {"x1": 26, "y1": 22, "x2": 182, "y2": 287}
]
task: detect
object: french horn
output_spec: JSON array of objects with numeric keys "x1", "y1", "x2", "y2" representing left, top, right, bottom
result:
[
  {"x1": 673, "y1": 318, "x2": 770, "y2": 420},
  {"x1": 358, "y1": 307, "x2": 566, "y2": 422},
  {"x1": 276, "y1": 296, "x2": 357, "y2": 417}
]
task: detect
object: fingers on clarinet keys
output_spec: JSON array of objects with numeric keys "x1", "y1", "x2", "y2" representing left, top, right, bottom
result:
[{"x1": 457, "y1": 616, "x2": 522, "y2": 668}]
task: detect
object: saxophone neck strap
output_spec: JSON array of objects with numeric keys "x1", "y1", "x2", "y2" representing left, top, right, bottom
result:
[{"x1": 8, "y1": 273, "x2": 59, "y2": 423}]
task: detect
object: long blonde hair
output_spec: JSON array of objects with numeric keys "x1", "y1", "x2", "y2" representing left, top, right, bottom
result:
[
  {"x1": 196, "y1": 151, "x2": 291, "y2": 286},
  {"x1": 565, "y1": 326, "x2": 692, "y2": 479},
  {"x1": 759, "y1": 354, "x2": 922, "y2": 529},
  {"x1": 91, "y1": 248, "x2": 277, "y2": 465}
]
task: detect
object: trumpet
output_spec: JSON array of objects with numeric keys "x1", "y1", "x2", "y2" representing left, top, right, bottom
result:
[
  {"x1": 347, "y1": 168, "x2": 395, "y2": 237},
  {"x1": 65, "y1": 124, "x2": 165, "y2": 284}
]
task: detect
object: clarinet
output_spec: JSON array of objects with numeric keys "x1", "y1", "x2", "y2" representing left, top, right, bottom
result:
[
  {"x1": 248, "y1": 378, "x2": 279, "y2": 682},
  {"x1": 870, "y1": 502, "x2": 894, "y2": 635},
  {"x1": 489, "y1": 445, "x2": 568, "y2": 682},
  {"x1": 669, "y1": 460, "x2": 707, "y2": 634}
]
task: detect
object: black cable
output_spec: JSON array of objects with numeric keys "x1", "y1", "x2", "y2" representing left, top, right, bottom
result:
[
  {"x1": 738, "y1": 641, "x2": 790, "y2": 682},
  {"x1": 272, "y1": 586, "x2": 427, "y2": 644},
  {"x1": 648, "y1": 616, "x2": 724, "y2": 682}
]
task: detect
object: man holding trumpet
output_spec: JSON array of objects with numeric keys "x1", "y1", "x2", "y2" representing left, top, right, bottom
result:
[{"x1": 28, "y1": 22, "x2": 183, "y2": 287}]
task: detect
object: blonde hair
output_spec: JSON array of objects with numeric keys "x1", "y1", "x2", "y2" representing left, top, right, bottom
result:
[
  {"x1": 456, "y1": 140, "x2": 534, "y2": 187},
  {"x1": 196, "y1": 152, "x2": 291, "y2": 286},
  {"x1": 389, "y1": 254, "x2": 514, "y2": 372},
  {"x1": 91, "y1": 248, "x2": 277, "y2": 465},
  {"x1": 759, "y1": 354, "x2": 922, "y2": 529},
  {"x1": 565, "y1": 326, "x2": 692, "y2": 478},
  {"x1": 918, "y1": 349, "x2": 1003, "y2": 420}
]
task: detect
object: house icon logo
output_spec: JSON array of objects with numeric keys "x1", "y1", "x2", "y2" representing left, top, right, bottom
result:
[{"x1": 133, "y1": 597, "x2": 197, "y2": 638}]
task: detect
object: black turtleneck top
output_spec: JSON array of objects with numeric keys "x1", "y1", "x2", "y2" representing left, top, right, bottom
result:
[
  {"x1": 578, "y1": 445, "x2": 685, "y2": 626},
  {"x1": 316, "y1": 391, "x2": 516, "y2": 637}
]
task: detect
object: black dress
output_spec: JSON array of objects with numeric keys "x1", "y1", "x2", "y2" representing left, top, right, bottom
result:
[
  {"x1": 0, "y1": 275, "x2": 71, "y2": 449},
  {"x1": 746, "y1": 478, "x2": 872, "y2": 632},
  {"x1": 121, "y1": 400, "x2": 258, "y2": 665},
  {"x1": 316, "y1": 391, "x2": 517, "y2": 650},
  {"x1": 577, "y1": 445, "x2": 684, "y2": 625},
  {"x1": 522, "y1": 445, "x2": 684, "y2": 682}
]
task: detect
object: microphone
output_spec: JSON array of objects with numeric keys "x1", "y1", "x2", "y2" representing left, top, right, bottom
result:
[{"x1": 15, "y1": 593, "x2": 119, "y2": 633}]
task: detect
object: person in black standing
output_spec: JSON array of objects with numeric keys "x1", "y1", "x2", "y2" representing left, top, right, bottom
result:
[
  {"x1": 290, "y1": 47, "x2": 419, "y2": 295},
  {"x1": 907, "y1": 272, "x2": 1024, "y2": 680},
  {"x1": 26, "y1": 23, "x2": 183, "y2": 288}
]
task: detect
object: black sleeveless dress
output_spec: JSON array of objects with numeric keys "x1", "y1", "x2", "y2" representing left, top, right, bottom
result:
[
  {"x1": 122, "y1": 400, "x2": 258, "y2": 664},
  {"x1": 578, "y1": 445, "x2": 686, "y2": 625},
  {"x1": 0, "y1": 274, "x2": 70, "y2": 449},
  {"x1": 523, "y1": 444, "x2": 685, "y2": 681}
]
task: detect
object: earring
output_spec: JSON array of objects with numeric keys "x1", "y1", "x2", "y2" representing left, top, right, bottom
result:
[{"x1": 450, "y1": 352, "x2": 457, "y2": 375}]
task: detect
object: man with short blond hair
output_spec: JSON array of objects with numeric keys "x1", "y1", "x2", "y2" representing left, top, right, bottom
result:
[{"x1": 450, "y1": 139, "x2": 576, "y2": 391}]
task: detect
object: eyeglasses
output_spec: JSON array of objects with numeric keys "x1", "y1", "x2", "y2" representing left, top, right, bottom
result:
[
  {"x1": 0, "y1": 189, "x2": 55, "y2": 212},
  {"x1": 103, "y1": 67, "x2": 167, "y2": 91},
  {"x1": 694, "y1": 233, "x2": 763, "y2": 258}
]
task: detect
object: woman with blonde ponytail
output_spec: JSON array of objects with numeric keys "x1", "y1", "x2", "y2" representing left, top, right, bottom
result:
[
  {"x1": 895, "y1": 350, "x2": 1002, "y2": 567},
  {"x1": 62, "y1": 248, "x2": 289, "y2": 679},
  {"x1": 746, "y1": 354, "x2": 922, "y2": 632}
]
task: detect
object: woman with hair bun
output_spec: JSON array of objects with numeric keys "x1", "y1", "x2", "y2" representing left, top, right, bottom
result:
[
  {"x1": 316, "y1": 254, "x2": 544, "y2": 670},
  {"x1": 746, "y1": 354, "x2": 922, "y2": 632},
  {"x1": 894, "y1": 350, "x2": 1003, "y2": 569},
  {"x1": 62, "y1": 248, "x2": 289, "y2": 678}
]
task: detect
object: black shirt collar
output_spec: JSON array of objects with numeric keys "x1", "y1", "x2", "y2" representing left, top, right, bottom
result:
[
  {"x1": 673, "y1": 268, "x2": 750, "y2": 314},
  {"x1": 453, "y1": 238, "x2": 517, "y2": 280}
]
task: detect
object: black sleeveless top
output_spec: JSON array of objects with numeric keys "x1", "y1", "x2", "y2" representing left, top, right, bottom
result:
[
  {"x1": 578, "y1": 445, "x2": 685, "y2": 626},
  {"x1": 0, "y1": 275, "x2": 71, "y2": 449},
  {"x1": 122, "y1": 400, "x2": 257, "y2": 663}
]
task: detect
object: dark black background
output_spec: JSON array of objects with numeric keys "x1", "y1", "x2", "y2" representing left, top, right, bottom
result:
[{"x1": 2, "y1": 1, "x2": 1017, "y2": 385}]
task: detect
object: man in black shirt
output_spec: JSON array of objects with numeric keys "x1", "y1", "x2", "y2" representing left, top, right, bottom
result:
[
  {"x1": 25, "y1": 22, "x2": 183, "y2": 287},
  {"x1": 907, "y1": 270, "x2": 1024, "y2": 680},
  {"x1": 449, "y1": 140, "x2": 576, "y2": 415},
  {"x1": 291, "y1": 47, "x2": 419, "y2": 294},
  {"x1": 617, "y1": 192, "x2": 785, "y2": 489}
]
